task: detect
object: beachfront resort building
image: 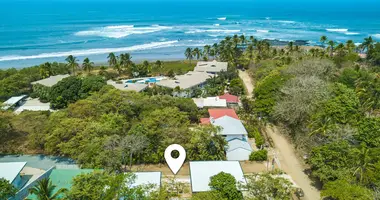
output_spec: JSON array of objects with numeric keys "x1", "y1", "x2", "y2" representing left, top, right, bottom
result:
[
  {"x1": 0, "y1": 162, "x2": 27, "y2": 189},
  {"x1": 194, "y1": 60, "x2": 228, "y2": 74},
  {"x1": 1, "y1": 95, "x2": 51, "y2": 114},
  {"x1": 156, "y1": 71, "x2": 211, "y2": 97},
  {"x1": 226, "y1": 138, "x2": 253, "y2": 161},
  {"x1": 1, "y1": 95, "x2": 27, "y2": 110},
  {"x1": 218, "y1": 93, "x2": 240, "y2": 107},
  {"x1": 189, "y1": 161, "x2": 246, "y2": 193}
]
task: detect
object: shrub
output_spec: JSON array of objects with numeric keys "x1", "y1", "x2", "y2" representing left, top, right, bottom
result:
[
  {"x1": 249, "y1": 150, "x2": 268, "y2": 161},
  {"x1": 254, "y1": 130, "x2": 264, "y2": 148}
]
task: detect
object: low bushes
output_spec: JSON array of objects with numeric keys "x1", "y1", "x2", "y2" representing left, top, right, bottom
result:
[{"x1": 249, "y1": 149, "x2": 268, "y2": 161}]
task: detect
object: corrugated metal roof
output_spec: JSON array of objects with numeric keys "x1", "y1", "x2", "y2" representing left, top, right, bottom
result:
[
  {"x1": 211, "y1": 116, "x2": 248, "y2": 136},
  {"x1": 208, "y1": 108, "x2": 239, "y2": 120},
  {"x1": 189, "y1": 161, "x2": 246, "y2": 192},
  {"x1": 219, "y1": 93, "x2": 239, "y2": 103},
  {"x1": 227, "y1": 138, "x2": 252, "y2": 152},
  {"x1": 0, "y1": 162, "x2": 26, "y2": 184},
  {"x1": 107, "y1": 80, "x2": 148, "y2": 92},
  {"x1": 2, "y1": 95, "x2": 27, "y2": 110}
]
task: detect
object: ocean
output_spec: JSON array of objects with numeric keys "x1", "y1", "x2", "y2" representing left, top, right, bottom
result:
[{"x1": 0, "y1": 0, "x2": 380, "y2": 68}]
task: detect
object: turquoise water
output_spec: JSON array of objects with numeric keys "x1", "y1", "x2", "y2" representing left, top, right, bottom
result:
[{"x1": 0, "y1": 0, "x2": 379, "y2": 68}]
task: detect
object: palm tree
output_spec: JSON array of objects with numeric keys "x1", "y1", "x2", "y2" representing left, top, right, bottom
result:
[
  {"x1": 203, "y1": 45, "x2": 211, "y2": 60},
  {"x1": 185, "y1": 47, "x2": 193, "y2": 64},
  {"x1": 192, "y1": 48, "x2": 202, "y2": 60},
  {"x1": 107, "y1": 52, "x2": 117, "y2": 68},
  {"x1": 40, "y1": 62, "x2": 52, "y2": 78},
  {"x1": 320, "y1": 36, "x2": 328, "y2": 48},
  {"x1": 82, "y1": 57, "x2": 94, "y2": 73},
  {"x1": 65, "y1": 55, "x2": 78, "y2": 76},
  {"x1": 155, "y1": 60, "x2": 163, "y2": 70},
  {"x1": 120, "y1": 53, "x2": 133, "y2": 70},
  {"x1": 361, "y1": 36, "x2": 374, "y2": 52},
  {"x1": 346, "y1": 40, "x2": 355, "y2": 53},
  {"x1": 239, "y1": 35, "x2": 246, "y2": 45},
  {"x1": 353, "y1": 144, "x2": 371, "y2": 184},
  {"x1": 27, "y1": 178, "x2": 67, "y2": 200},
  {"x1": 287, "y1": 41, "x2": 294, "y2": 52},
  {"x1": 328, "y1": 40, "x2": 335, "y2": 57}
]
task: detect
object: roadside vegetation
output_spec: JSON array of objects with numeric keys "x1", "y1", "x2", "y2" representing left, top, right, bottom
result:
[{"x1": 2, "y1": 33, "x2": 380, "y2": 199}]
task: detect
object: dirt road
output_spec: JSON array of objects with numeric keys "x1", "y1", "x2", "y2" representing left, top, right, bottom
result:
[
  {"x1": 239, "y1": 70, "x2": 320, "y2": 200},
  {"x1": 238, "y1": 70, "x2": 254, "y2": 97}
]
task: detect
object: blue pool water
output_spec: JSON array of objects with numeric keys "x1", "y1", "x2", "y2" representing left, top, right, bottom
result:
[{"x1": 0, "y1": 0, "x2": 379, "y2": 68}]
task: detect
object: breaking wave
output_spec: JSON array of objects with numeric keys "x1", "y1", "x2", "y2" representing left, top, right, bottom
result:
[
  {"x1": 326, "y1": 28, "x2": 349, "y2": 32},
  {"x1": 0, "y1": 41, "x2": 178, "y2": 62},
  {"x1": 373, "y1": 34, "x2": 380, "y2": 38},
  {"x1": 75, "y1": 25, "x2": 172, "y2": 38},
  {"x1": 185, "y1": 29, "x2": 240, "y2": 34},
  {"x1": 217, "y1": 17, "x2": 227, "y2": 21},
  {"x1": 256, "y1": 30, "x2": 270, "y2": 33}
]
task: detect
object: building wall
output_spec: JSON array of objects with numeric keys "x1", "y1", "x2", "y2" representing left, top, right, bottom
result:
[{"x1": 227, "y1": 148, "x2": 251, "y2": 161}]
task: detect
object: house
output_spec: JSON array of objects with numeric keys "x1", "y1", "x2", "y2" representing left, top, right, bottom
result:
[
  {"x1": 189, "y1": 161, "x2": 246, "y2": 193},
  {"x1": 26, "y1": 169, "x2": 94, "y2": 200},
  {"x1": 0, "y1": 162, "x2": 27, "y2": 189},
  {"x1": 200, "y1": 108, "x2": 239, "y2": 125},
  {"x1": 226, "y1": 138, "x2": 253, "y2": 161},
  {"x1": 194, "y1": 60, "x2": 228, "y2": 74},
  {"x1": 14, "y1": 97, "x2": 52, "y2": 114},
  {"x1": 130, "y1": 172, "x2": 162, "y2": 192},
  {"x1": 31, "y1": 74, "x2": 70, "y2": 87},
  {"x1": 218, "y1": 93, "x2": 239, "y2": 106},
  {"x1": 211, "y1": 115, "x2": 248, "y2": 141},
  {"x1": 107, "y1": 80, "x2": 148, "y2": 92},
  {"x1": 193, "y1": 97, "x2": 227, "y2": 108},
  {"x1": 1, "y1": 95, "x2": 27, "y2": 110},
  {"x1": 156, "y1": 71, "x2": 210, "y2": 97}
]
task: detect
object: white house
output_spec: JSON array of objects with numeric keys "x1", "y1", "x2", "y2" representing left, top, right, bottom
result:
[
  {"x1": 130, "y1": 172, "x2": 161, "y2": 191},
  {"x1": 31, "y1": 74, "x2": 70, "y2": 87},
  {"x1": 193, "y1": 97, "x2": 227, "y2": 108},
  {"x1": 189, "y1": 161, "x2": 246, "y2": 192},
  {"x1": 226, "y1": 138, "x2": 253, "y2": 161}
]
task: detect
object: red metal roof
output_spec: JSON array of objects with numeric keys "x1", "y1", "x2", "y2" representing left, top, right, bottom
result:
[
  {"x1": 200, "y1": 118, "x2": 211, "y2": 124},
  {"x1": 218, "y1": 93, "x2": 239, "y2": 103},
  {"x1": 208, "y1": 108, "x2": 239, "y2": 120}
]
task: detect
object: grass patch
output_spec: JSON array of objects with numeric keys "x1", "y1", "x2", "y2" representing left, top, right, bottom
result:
[{"x1": 151, "y1": 60, "x2": 196, "y2": 75}]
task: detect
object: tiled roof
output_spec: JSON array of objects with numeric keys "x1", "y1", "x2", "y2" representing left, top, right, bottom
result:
[{"x1": 200, "y1": 118, "x2": 211, "y2": 124}]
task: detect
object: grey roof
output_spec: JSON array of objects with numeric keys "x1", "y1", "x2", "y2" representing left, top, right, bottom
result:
[
  {"x1": 189, "y1": 161, "x2": 246, "y2": 192},
  {"x1": 130, "y1": 172, "x2": 161, "y2": 190},
  {"x1": 2, "y1": 95, "x2": 27, "y2": 110},
  {"x1": 194, "y1": 60, "x2": 228, "y2": 73},
  {"x1": 156, "y1": 71, "x2": 210, "y2": 90},
  {"x1": 227, "y1": 138, "x2": 252, "y2": 152},
  {"x1": 14, "y1": 98, "x2": 51, "y2": 114},
  {"x1": 0, "y1": 162, "x2": 26, "y2": 184},
  {"x1": 211, "y1": 116, "x2": 248, "y2": 136},
  {"x1": 31, "y1": 74, "x2": 70, "y2": 87},
  {"x1": 107, "y1": 80, "x2": 148, "y2": 92}
]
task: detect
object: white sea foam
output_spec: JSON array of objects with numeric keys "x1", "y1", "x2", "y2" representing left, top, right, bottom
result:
[
  {"x1": 326, "y1": 28, "x2": 348, "y2": 32},
  {"x1": 344, "y1": 32, "x2": 360, "y2": 35},
  {"x1": 185, "y1": 29, "x2": 240, "y2": 34},
  {"x1": 373, "y1": 34, "x2": 380, "y2": 38},
  {"x1": 217, "y1": 17, "x2": 227, "y2": 21},
  {"x1": 355, "y1": 43, "x2": 362, "y2": 46},
  {"x1": 265, "y1": 17, "x2": 271, "y2": 20},
  {"x1": 75, "y1": 25, "x2": 172, "y2": 38},
  {"x1": 0, "y1": 41, "x2": 178, "y2": 62},
  {"x1": 256, "y1": 30, "x2": 270, "y2": 33},
  {"x1": 278, "y1": 20, "x2": 296, "y2": 24},
  {"x1": 214, "y1": 24, "x2": 220, "y2": 26}
]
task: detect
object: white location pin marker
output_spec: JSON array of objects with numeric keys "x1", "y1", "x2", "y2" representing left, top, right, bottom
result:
[{"x1": 165, "y1": 144, "x2": 186, "y2": 175}]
